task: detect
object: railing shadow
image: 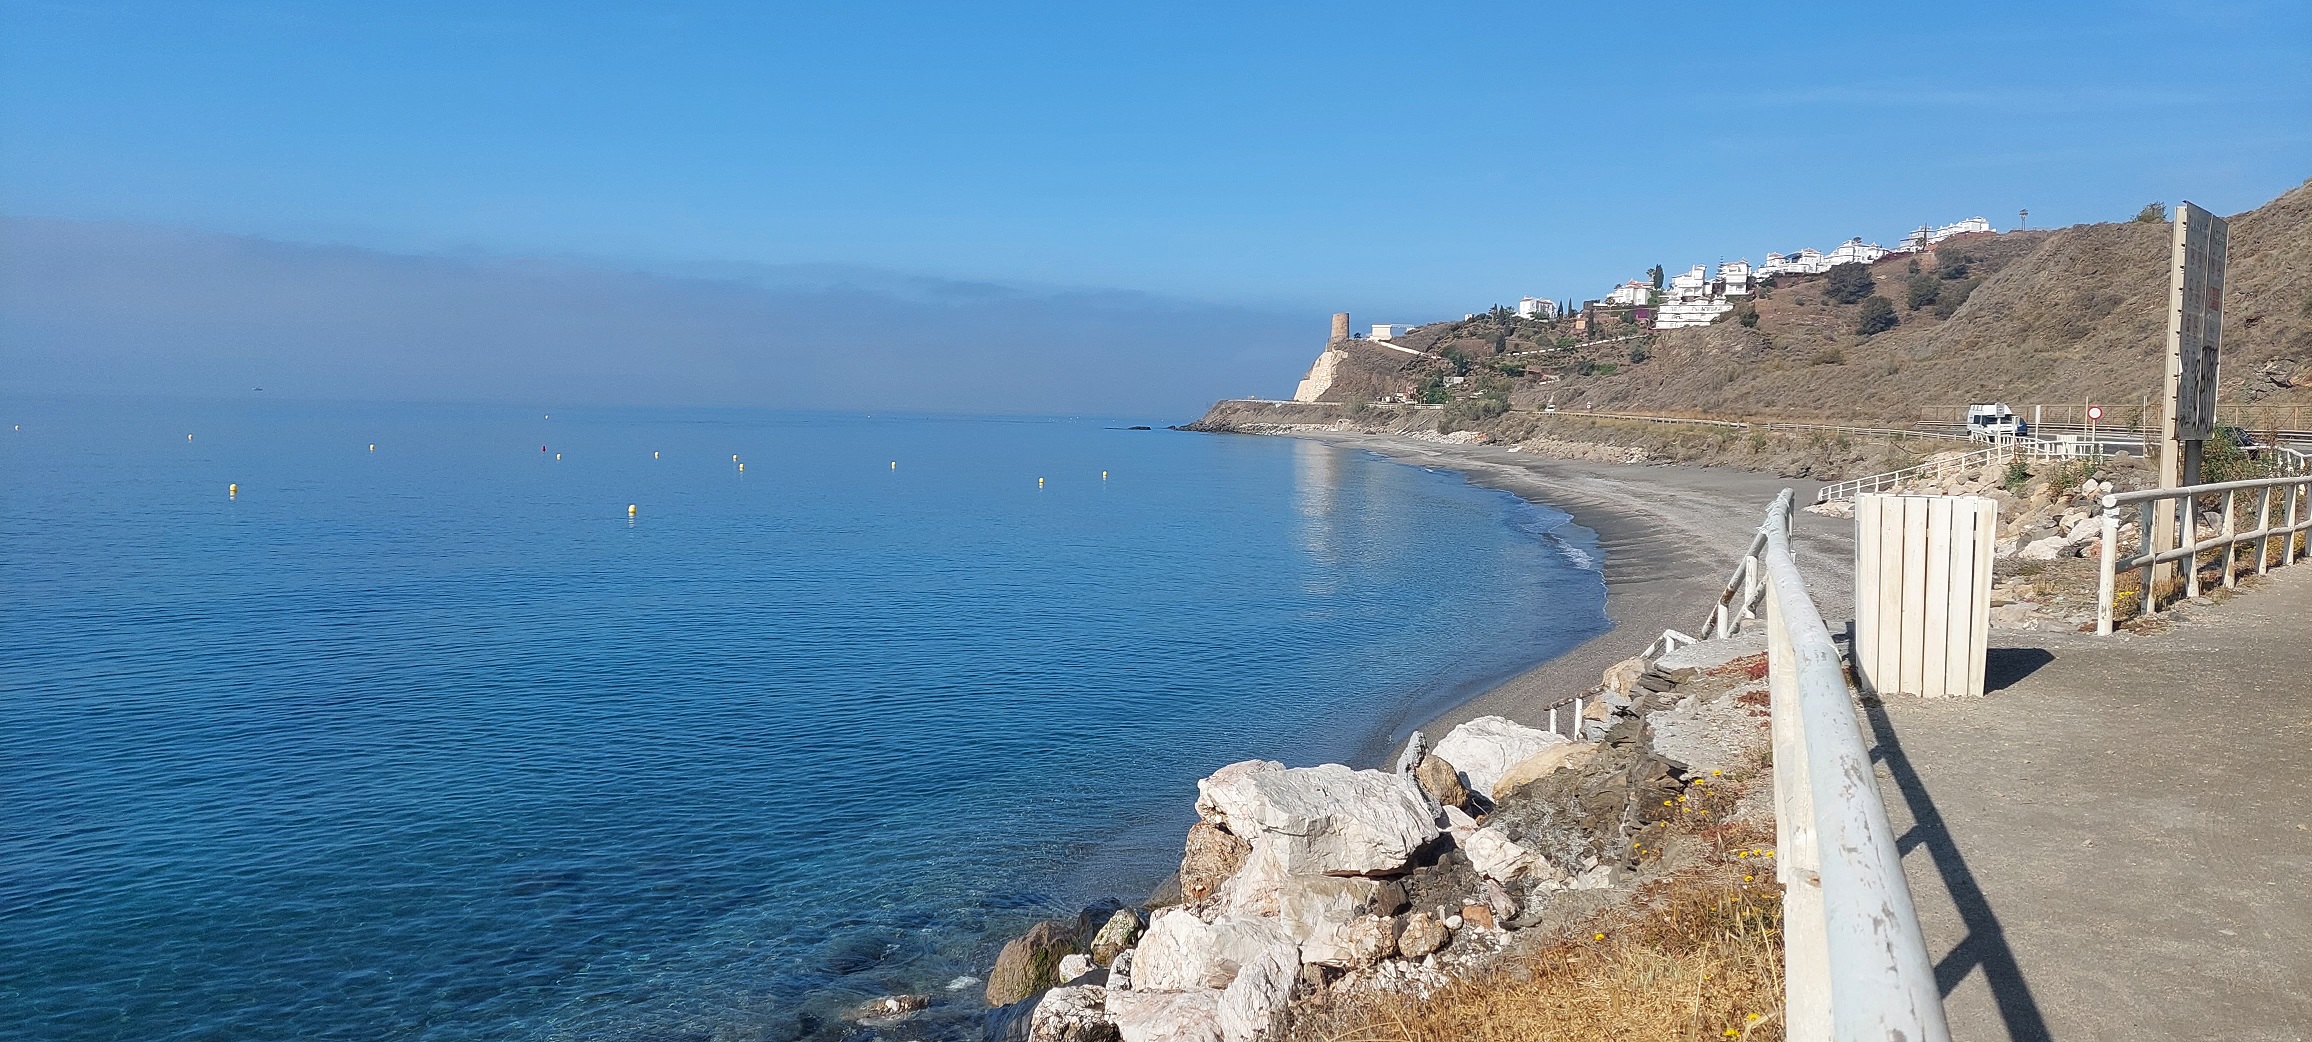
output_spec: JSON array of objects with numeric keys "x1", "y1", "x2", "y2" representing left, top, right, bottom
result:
[{"x1": 1860, "y1": 694, "x2": 2055, "y2": 1042}]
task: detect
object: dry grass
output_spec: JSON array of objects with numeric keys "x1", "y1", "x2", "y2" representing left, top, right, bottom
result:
[
  {"x1": 1291, "y1": 765, "x2": 1783, "y2": 1042},
  {"x1": 1286, "y1": 863, "x2": 1785, "y2": 1042}
]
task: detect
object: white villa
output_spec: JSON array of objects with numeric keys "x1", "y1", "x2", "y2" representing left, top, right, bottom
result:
[
  {"x1": 1756, "y1": 237, "x2": 1891, "y2": 278},
  {"x1": 1516, "y1": 297, "x2": 1558, "y2": 320},
  {"x1": 1603, "y1": 280, "x2": 1653, "y2": 307},
  {"x1": 1653, "y1": 259, "x2": 1758, "y2": 329},
  {"x1": 1896, "y1": 216, "x2": 1996, "y2": 251}
]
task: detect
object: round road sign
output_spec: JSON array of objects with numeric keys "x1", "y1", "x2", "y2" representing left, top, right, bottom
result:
[{"x1": 2087, "y1": 406, "x2": 2104, "y2": 420}]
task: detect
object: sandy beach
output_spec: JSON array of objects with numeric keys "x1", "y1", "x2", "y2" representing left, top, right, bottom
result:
[{"x1": 1285, "y1": 432, "x2": 1858, "y2": 748}]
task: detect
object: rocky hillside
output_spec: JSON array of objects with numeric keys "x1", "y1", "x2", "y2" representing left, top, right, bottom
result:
[{"x1": 1226, "y1": 178, "x2": 2312, "y2": 433}]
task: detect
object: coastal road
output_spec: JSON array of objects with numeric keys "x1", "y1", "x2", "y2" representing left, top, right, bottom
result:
[{"x1": 1870, "y1": 565, "x2": 2312, "y2": 1041}]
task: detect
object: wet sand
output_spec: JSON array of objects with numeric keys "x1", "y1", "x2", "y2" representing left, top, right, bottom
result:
[{"x1": 1288, "y1": 432, "x2": 1857, "y2": 745}]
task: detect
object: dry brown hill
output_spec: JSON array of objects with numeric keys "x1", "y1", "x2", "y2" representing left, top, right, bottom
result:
[{"x1": 1250, "y1": 178, "x2": 2312, "y2": 435}]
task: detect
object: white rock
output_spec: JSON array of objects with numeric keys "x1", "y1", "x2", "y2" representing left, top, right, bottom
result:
[
  {"x1": 1440, "y1": 805, "x2": 1480, "y2": 844},
  {"x1": 1462, "y1": 825, "x2": 1542, "y2": 883},
  {"x1": 2017, "y1": 536, "x2": 2068, "y2": 561},
  {"x1": 2065, "y1": 514, "x2": 2103, "y2": 542},
  {"x1": 1133, "y1": 911, "x2": 1294, "y2": 992},
  {"x1": 1109, "y1": 988, "x2": 1223, "y2": 1042},
  {"x1": 1196, "y1": 762, "x2": 1438, "y2": 877},
  {"x1": 1217, "y1": 945, "x2": 1296, "y2": 1042},
  {"x1": 1273, "y1": 875, "x2": 1379, "y2": 946},
  {"x1": 1433, "y1": 716, "x2": 1569, "y2": 798},
  {"x1": 1133, "y1": 911, "x2": 1216, "y2": 992},
  {"x1": 1057, "y1": 953, "x2": 1094, "y2": 984},
  {"x1": 1302, "y1": 914, "x2": 1397, "y2": 969},
  {"x1": 1029, "y1": 985, "x2": 1113, "y2": 1042}
]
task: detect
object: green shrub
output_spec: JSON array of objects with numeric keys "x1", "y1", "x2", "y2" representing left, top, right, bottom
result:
[
  {"x1": 2134, "y1": 202, "x2": 2168, "y2": 224},
  {"x1": 1931, "y1": 278, "x2": 1980, "y2": 319},
  {"x1": 1823, "y1": 263, "x2": 1876, "y2": 305},
  {"x1": 1737, "y1": 303, "x2": 1759, "y2": 327},
  {"x1": 2003, "y1": 460, "x2": 2031, "y2": 493},
  {"x1": 1627, "y1": 344, "x2": 1649, "y2": 364},
  {"x1": 1905, "y1": 274, "x2": 1941, "y2": 311},
  {"x1": 1438, "y1": 396, "x2": 1510, "y2": 433},
  {"x1": 1856, "y1": 296, "x2": 1898, "y2": 335}
]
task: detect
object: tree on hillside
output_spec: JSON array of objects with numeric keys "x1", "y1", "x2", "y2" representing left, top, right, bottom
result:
[
  {"x1": 1648, "y1": 265, "x2": 1664, "y2": 288},
  {"x1": 1856, "y1": 296, "x2": 1898, "y2": 335},
  {"x1": 1823, "y1": 262, "x2": 1876, "y2": 305},
  {"x1": 1905, "y1": 273, "x2": 1942, "y2": 311},
  {"x1": 2134, "y1": 202, "x2": 2168, "y2": 224}
]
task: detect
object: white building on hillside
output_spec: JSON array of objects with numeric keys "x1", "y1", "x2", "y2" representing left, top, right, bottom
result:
[
  {"x1": 1756, "y1": 238, "x2": 1889, "y2": 278},
  {"x1": 1604, "y1": 280, "x2": 1653, "y2": 307},
  {"x1": 1896, "y1": 216, "x2": 1996, "y2": 251},
  {"x1": 1517, "y1": 297, "x2": 1558, "y2": 320},
  {"x1": 1653, "y1": 259, "x2": 1758, "y2": 329},
  {"x1": 1369, "y1": 324, "x2": 1411, "y2": 341}
]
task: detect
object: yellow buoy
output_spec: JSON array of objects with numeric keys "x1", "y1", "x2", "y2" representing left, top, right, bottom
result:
[
  {"x1": 732, "y1": 454, "x2": 739, "y2": 462},
  {"x1": 1038, "y1": 477, "x2": 1045, "y2": 488},
  {"x1": 1102, "y1": 470, "x2": 1108, "y2": 480},
  {"x1": 555, "y1": 453, "x2": 562, "y2": 460},
  {"x1": 228, "y1": 483, "x2": 238, "y2": 498},
  {"x1": 368, "y1": 444, "x2": 376, "y2": 452},
  {"x1": 628, "y1": 504, "x2": 637, "y2": 517},
  {"x1": 890, "y1": 461, "x2": 896, "y2": 470},
  {"x1": 738, "y1": 462, "x2": 745, "y2": 472},
  {"x1": 654, "y1": 451, "x2": 660, "y2": 459},
  {"x1": 187, "y1": 434, "x2": 194, "y2": 441}
]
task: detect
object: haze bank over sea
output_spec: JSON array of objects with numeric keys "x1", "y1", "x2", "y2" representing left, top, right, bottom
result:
[{"x1": 1, "y1": 399, "x2": 1609, "y2": 1041}]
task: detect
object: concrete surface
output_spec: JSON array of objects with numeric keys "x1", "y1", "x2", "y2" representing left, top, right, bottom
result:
[{"x1": 1869, "y1": 565, "x2": 2312, "y2": 1041}]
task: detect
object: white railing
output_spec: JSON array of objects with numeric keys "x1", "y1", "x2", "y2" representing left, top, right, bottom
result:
[
  {"x1": 2095, "y1": 473, "x2": 2312, "y2": 633},
  {"x1": 1757, "y1": 489, "x2": 1951, "y2": 1041},
  {"x1": 1814, "y1": 438, "x2": 2058, "y2": 505}
]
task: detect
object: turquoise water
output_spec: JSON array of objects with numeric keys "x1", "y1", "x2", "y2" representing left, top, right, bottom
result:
[{"x1": 0, "y1": 400, "x2": 1608, "y2": 1041}]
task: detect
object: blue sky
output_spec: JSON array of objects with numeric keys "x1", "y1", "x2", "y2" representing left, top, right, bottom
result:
[{"x1": 3, "y1": 1, "x2": 2310, "y2": 367}]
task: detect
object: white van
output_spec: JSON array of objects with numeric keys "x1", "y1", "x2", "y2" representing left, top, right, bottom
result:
[{"x1": 1965, "y1": 402, "x2": 2029, "y2": 440}]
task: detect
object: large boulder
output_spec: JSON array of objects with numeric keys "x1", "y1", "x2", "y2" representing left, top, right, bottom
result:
[
  {"x1": 988, "y1": 920, "x2": 1083, "y2": 1006},
  {"x1": 1133, "y1": 911, "x2": 1295, "y2": 992},
  {"x1": 1462, "y1": 825, "x2": 1546, "y2": 883},
  {"x1": 1490, "y1": 741, "x2": 1599, "y2": 801},
  {"x1": 1195, "y1": 761, "x2": 1439, "y2": 877},
  {"x1": 1411, "y1": 754, "x2": 1470, "y2": 810},
  {"x1": 1178, "y1": 822, "x2": 1250, "y2": 903},
  {"x1": 1030, "y1": 985, "x2": 1121, "y2": 1042},
  {"x1": 1301, "y1": 914, "x2": 1397, "y2": 969},
  {"x1": 1273, "y1": 875, "x2": 1381, "y2": 946},
  {"x1": 1091, "y1": 909, "x2": 1143, "y2": 966},
  {"x1": 1433, "y1": 716, "x2": 1570, "y2": 798},
  {"x1": 1108, "y1": 989, "x2": 1223, "y2": 1042},
  {"x1": 1217, "y1": 945, "x2": 1296, "y2": 1042}
]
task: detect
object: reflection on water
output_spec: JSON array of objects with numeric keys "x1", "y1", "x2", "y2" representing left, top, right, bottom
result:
[{"x1": 1292, "y1": 438, "x2": 1344, "y2": 572}]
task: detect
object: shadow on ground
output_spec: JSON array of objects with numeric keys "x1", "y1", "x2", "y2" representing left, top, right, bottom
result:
[
  {"x1": 1861, "y1": 696, "x2": 2054, "y2": 1042},
  {"x1": 1982, "y1": 647, "x2": 2055, "y2": 694}
]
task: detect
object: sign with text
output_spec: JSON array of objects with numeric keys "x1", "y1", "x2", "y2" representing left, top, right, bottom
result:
[{"x1": 2165, "y1": 201, "x2": 2228, "y2": 440}]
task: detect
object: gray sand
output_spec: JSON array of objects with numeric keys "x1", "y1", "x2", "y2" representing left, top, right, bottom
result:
[{"x1": 1289, "y1": 433, "x2": 1857, "y2": 747}]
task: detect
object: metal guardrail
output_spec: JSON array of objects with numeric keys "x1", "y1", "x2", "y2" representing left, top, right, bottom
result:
[
  {"x1": 1754, "y1": 489, "x2": 1951, "y2": 1041},
  {"x1": 2095, "y1": 473, "x2": 2312, "y2": 633},
  {"x1": 1813, "y1": 437, "x2": 2060, "y2": 504}
]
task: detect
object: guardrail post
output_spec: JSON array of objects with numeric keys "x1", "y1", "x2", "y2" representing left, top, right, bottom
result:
[
  {"x1": 2098, "y1": 508, "x2": 2119, "y2": 635},
  {"x1": 2221, "y1": 492, "x2": 2238, "y2": 590},
  {"x1": 2290, "y1": 483, "x2": 2303, "y2": 566},
  {"x1": 2256, "y1": 486, "x2": 2274, "y2": 576},
  {"x1": 2185, "y1": 500, "x2": 2201, "y2": 600},
  {"x1": 2140, "y1": 499, "x2": 2159, "y2": 614}
]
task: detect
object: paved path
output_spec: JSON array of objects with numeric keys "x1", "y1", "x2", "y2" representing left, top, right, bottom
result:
[{"x1": 1868, "y1": 565, "x2": 2312, "y2": 1041}]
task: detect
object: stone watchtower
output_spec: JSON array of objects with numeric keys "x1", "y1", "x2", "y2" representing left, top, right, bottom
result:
[{"x1": 1330, "y1": 312, "x2": 1350, "y2": 342}]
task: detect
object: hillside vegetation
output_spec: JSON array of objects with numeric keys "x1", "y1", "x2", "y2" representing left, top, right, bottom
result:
[{"x1": 1246, "y1": 178, "x2": 2312, "y2": 436}]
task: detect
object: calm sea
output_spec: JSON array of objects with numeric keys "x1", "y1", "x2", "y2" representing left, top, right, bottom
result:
[{"x1": 0, "y1": 399, "x2": 1608, "y2": 1042}]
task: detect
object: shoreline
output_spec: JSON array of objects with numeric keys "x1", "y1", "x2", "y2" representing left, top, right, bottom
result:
[{"x1": 1276, "y1": 431, "x2": 1856, "y2": 746}]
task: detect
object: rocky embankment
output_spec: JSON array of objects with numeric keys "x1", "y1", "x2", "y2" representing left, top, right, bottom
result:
[
  {"x1": 1804, "y1": 449, "x2": 2167, "y2": 631},
  {"x1": 920, "y1": 637, "x2": 1780, "y2": 1042}
]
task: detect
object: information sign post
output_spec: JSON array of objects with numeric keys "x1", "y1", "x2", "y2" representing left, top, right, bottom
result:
[{"x1": 2152, "y1": 201, "x2": 2229, "y2": 590}]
